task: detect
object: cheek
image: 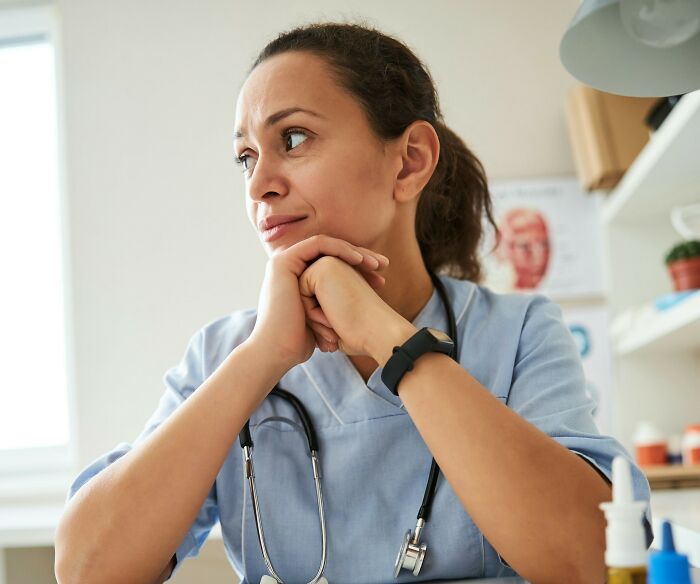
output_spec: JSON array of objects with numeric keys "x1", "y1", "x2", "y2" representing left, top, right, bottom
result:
[
  {"x1": 334, "y1": 143, "x2": 391, "y2": 204},
  {"x1": 321, "y1": 183, "x2": 393, "y2": 247}
]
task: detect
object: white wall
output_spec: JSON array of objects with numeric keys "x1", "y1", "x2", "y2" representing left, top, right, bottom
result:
[
  {"x1": 3, "y1": 1, "x2": 584, "y2": 582},
  {"x1": 56, "y1": 0, "x2": 582, "y2": 471}
]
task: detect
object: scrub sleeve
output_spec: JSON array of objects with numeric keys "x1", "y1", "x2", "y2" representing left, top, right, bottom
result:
[
  {"x1": 64, "y1": 327, "x2": 221, "y2": 578},
  {"x1": 488, "y1": 295, "x2": 653, "y2": 570}
]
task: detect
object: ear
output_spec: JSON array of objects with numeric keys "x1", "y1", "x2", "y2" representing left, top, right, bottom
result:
[{"x1": 393, "y1": 120, "x2": 440, "y2": 203}]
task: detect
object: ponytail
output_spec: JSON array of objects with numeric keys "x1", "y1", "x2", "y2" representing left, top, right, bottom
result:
[{"x1": 418, "y1": 121, "x2": 499, "y2": 282}]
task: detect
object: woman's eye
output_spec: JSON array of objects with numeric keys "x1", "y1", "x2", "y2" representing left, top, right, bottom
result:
[
  {"x1": 236, "y1": 154, "x2": 255, "y2": 173},
  {"x1": 285, "y1": 130, "x2": 308, "y2": 151}
]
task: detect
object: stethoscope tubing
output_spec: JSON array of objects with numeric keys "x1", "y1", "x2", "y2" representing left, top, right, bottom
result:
[
  {"x1": 239, "y1": 271, "x2": 457, "y2": 583},
  {"x1": 241, "y1": 390, "x2": 328, "y2": 584},
  {"x1": 417, "y1": 271, "x2": 459, "y2": 524}
]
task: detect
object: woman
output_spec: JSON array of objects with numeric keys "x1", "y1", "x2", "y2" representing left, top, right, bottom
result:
[{"x1": 56, "y1": 23, "x2": 652, "y2": 584}]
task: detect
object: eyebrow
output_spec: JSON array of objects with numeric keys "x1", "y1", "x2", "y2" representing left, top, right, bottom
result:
[{"x1": 233, "y1": 107, "x2": 325, "y2": 140}]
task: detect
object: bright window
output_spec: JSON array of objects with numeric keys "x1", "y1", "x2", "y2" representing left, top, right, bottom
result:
[{"x1": 0, "y1": 5, "x2": 72, "y2": 472}]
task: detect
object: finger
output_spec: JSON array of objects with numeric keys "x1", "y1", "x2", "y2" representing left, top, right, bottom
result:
[
  {"x1": 314, "y1": 332, "x2": 330, "y2": 352},
  {"x1": 301, "y1": 295, "x2": 335, "y2": 329},
  {"x1": 288, "y1": 235, "x2": 363, "y2": 275},
  {"x1": 287, "y1": 235, "x2": 388, "y2": 277},
  {"x1": 308, "y1": 306, "x2": 334, "y2": 329},
  {"x1": 319, "y1": 336, "x2": 338, "y2": 352},
  {"x1": 318, "y1": 335, "x2": 338, "y2": 353},
  {"x1": 308, "y1": 319, "x2": 339, "y2": 344},
  {"x1": 352, "y1": 246, "x2": 390, "y2": 269},
  {"x1": 307, "y1": 324, "x2": 332, "y2": 352},
  {"x1": 360, "y1": 270, "x2": 385, "y2": 290},
  {"x1": 301, "y1": 291, "x2": 319, "y2": 312}
]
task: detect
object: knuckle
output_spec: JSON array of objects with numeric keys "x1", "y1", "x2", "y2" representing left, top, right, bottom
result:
[{"x1": 315, "y1": 255, "x2": 337, "y2": 268}]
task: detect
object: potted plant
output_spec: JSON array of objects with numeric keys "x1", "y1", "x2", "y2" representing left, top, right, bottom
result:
[{"x1": 664, "y1": 240, "x2": 700, "y2": 291}]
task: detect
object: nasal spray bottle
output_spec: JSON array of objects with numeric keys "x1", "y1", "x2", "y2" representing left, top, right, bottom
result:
[
  {"x1": 648, "y1": 520, "x2": 693, "y2": 584},
  {"x1": 599, "y1": 456, "x2": 648, "y2": 583}
]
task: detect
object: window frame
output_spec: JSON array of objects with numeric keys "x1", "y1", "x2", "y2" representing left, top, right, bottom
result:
[{"x1": 0, "y1": 1, "x2": 78, "y2": 491}]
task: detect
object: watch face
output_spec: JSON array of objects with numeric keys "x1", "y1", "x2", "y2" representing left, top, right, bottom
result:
[{"x1": 427, "y1": 327, "x2": 453, "y2": 343}]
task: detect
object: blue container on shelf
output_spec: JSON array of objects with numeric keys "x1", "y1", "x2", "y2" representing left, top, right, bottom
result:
[{"x1": 654, "y1": 290, "x2": 700, "y2": 311}]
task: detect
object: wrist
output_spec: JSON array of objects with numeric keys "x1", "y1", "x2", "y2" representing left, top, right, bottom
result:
[
  {"x1": 239, "y1": 335, "x2": 297, "y2": 380},
  {"x1": 368, "y1": 317, "x2": 418, "y2": 368}
]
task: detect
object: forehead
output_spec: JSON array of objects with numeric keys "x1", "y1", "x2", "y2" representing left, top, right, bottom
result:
[{"x1": 235, "y1": 51, "x2": 357, "y2": 128}]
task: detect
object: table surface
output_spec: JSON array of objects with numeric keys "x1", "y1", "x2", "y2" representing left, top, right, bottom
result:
[{"x1": 3, "y1": 490, "x2": 700, "y2": 578}]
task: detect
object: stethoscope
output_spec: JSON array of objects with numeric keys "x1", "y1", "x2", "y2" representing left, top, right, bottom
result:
[{"x1": 239, "y1": 271, "x2": 459, "y2": 584}]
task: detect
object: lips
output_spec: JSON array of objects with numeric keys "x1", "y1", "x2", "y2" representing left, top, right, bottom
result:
[{"x1": 258, "y1": 215, "x2": 307, "y2": 232}]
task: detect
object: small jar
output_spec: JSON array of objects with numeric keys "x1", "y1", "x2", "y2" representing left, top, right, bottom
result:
[
  {"x1": 634, "y1": 421, "x2": 667, "y2": 467},
  {"x1": 667, "y1": 434, "x2": 683, "y2": 465},
  {"x1": 682, "y1": 424, "x2": 700, "y2": 466}
]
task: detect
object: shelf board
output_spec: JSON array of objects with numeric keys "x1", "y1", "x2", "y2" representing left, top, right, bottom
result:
[
  {"x1": 601, "y1": 89, "x2": 700, "y2": 226},
  {"x1": 645, "y1": 464, "x2": 700, "y2": 490},
  {"x1": 614, "y1": 291, "x2": 700, "y2": 355}
]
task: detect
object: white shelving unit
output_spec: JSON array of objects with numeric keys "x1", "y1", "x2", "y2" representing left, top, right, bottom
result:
[
  {"x1": 601, "y1": 90, "x2": 700, "y2": 226},
  {"x1": 599, "y1": 88, "x2": 700, "y2": 454},
  {"x1": 614, "y1": 290, "x2": 700, "y2": 355}
]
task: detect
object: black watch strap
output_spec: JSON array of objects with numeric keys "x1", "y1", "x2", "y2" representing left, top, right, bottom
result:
[{"x1": 381, "y1": 327, "x2": 454, "y2": 396}]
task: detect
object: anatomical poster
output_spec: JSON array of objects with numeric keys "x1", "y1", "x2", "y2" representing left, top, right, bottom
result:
[{"x1": 480, "y1": 177, "x2": 607, "y2": 301}]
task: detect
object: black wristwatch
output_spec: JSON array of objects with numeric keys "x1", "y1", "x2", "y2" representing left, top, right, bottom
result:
[{"x1": 381, "y1": 327, "x2": 454, "y2": 396}]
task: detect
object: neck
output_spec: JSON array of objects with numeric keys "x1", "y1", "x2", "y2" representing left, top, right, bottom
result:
[{"x1": 367, "y1": 215, "x2": 435, "y2": 324}]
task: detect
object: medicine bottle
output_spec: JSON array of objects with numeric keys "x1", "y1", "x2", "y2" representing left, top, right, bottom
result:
[{"x1": 682, "y1": 424, "x2": 700, "y2": 466}]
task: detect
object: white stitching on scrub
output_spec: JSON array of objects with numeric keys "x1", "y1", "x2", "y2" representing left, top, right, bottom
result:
[
  {"x1": 457, "y1": 284, "x2": 476, "y2": 325},
  {"x1": 300, "y1": 362, "x2": 346, "y2": 425}
]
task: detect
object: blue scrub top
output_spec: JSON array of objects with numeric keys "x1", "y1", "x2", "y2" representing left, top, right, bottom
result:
[{"x1": 66, "y1": 274, "x2": 653, "y2": 582}]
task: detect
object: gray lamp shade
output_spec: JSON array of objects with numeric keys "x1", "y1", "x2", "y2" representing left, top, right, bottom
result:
[{"x1": 560, "y1": 0, "x2": 700, "y2": 97}]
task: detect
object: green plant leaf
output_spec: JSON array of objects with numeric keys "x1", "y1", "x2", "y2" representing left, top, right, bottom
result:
[{"x1": 665, "y1": 240, "x2": 700, "y2": 264}]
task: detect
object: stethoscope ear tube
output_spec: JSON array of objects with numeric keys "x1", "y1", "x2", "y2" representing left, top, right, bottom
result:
[
  {"x1": 269, "y1": 388, "x2": 319, "y2": 451},
  {"x1": 240, "y1": 388, "x2": 319, "y2": 451},
  {"x1": 239, "y1": 271, "x2": 457, "y2": 582},
  {"x1": 240, "y1": 388, "x2": 327, "y2": 584}
]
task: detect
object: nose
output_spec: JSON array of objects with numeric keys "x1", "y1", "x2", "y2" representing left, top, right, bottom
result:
[{"x1": 246, "y1": 153, "x2": 289, "y2": 204}]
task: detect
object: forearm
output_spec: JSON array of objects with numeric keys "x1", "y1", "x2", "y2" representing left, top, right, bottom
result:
[
  {"x1": 55, "y1": 339, "x2": 287, "y2": 584},
  {"x1": 372, "y1": 324, "x2": 610, "y2": 584}
]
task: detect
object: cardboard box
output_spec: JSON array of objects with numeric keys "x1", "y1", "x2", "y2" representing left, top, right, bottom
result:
[{"x1": 565, "y1": 85, "x2": 659, "y2": 192}]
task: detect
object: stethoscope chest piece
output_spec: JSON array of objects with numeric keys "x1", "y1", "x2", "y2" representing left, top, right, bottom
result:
[{"x1": 393, "y1": 529, "x2": 426, "y2": 578}]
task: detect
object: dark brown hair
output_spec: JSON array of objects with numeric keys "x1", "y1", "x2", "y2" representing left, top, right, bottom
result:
[{"x1": 251, "y1": 22, "x2": 499, "y2": 282}]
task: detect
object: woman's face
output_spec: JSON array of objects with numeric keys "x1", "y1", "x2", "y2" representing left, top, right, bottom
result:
[{"x1": 234, "y1": 51, "x2": 400, "y2": 256}]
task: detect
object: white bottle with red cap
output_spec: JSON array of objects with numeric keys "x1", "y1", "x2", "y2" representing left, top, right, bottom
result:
[
  {"x1": 633, "y1": 421, "x2": 667, "y2": 466},
  {"x1": 682, "y1": 424, "x2": 700, "y2": 466}
]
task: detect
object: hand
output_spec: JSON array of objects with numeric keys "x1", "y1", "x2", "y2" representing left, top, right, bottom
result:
[
  {"x1": 246, "y1": 235, "x2": 389, "y2": 373},
  {"x1": 298, "y1": 256, "x2": 416, "y2": 363}
]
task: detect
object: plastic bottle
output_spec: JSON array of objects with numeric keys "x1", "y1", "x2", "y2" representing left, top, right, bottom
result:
[
  {"x1": 682, "y1": 424, "x2": 700, "y2": 466},
  {"x1": 599, "y1": 456, "x2": 648, "y2": 583},
  {"x1": 633, "y1": 421, "x2": 667, "y2": 466},
  {"x1": 667, "y1": 434, "x2": 683, "y2": 465},
  {"x1": 648, "y1": 520, "x2": 692, "y2": 584}
]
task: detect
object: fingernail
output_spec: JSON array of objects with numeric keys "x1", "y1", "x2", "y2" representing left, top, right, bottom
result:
[{"x1": 351, "y1": 250, "x2": 364, "y2": 262}]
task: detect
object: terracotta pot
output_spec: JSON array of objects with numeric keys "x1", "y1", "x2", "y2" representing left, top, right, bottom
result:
[{"x1": 668, "y1": 256, "x2": 700, "y2": 291}]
